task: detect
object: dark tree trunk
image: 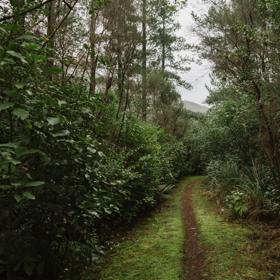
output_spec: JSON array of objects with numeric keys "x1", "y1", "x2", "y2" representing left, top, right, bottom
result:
[
  {"x1": 47, "y1": 0, "x2": 56, "y2": 80},
  {"x1": 10, "y1": 0, "x2": 26, "y2": 34},
  {"x1": 253, "y1": 81, "x2": 280, "y2": 187},
  {"x1": 89, "y1": 9, "x2": 98, "y2": 95}
]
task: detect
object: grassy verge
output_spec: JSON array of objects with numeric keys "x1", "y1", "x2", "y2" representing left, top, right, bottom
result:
[
  {"x1": 93, "y1": 177, "x2": 197, "y2": 280},
  {"x1": 192, "y1": 184, "x2": 267, "y2": 280}
]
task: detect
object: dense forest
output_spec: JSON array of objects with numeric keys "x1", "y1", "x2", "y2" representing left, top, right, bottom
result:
[{"x1": 0, "y1": 0, "x2": 280, "y2": 279}]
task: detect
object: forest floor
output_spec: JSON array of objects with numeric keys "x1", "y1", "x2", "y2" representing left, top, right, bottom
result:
[{"x1": 87, "y1": 177, "x2": 280, "y2": 280}]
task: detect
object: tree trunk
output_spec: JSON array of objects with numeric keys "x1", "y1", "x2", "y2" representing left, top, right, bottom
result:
[
  {"x1": 253, "y1": 81, "x2": 280, "y2": 187},
  {"x1": 142, "y1": 0, "x2": 147, "y2": 120},
  {"x1": 161, "y1": 12, "x2": 166, "y2": 73},
  {"x1": 47, "y1": 0, "x2": 57, "y2": 80},
  {"x1": 116, "y1": 0, "x2": 125, "y2": 119},
  {"x1": 89, "y1": 8, "x2": 98, "y2": 95},
  {"x1": 10, "y1": 0, "x2": 25, "y2": 34}
]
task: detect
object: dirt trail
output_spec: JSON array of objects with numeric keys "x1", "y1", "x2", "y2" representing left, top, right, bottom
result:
[{"x1": 182, "y1": 181, "x2": 206, "y2": 280}]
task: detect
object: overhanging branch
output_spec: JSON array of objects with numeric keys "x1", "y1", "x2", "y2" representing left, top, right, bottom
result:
[{"x1": 0, "y1": 0, "x2": 54, "y2": 22}]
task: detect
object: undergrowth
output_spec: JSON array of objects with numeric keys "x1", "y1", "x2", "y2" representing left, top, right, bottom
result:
[
  {"x1": 193, "y1": 183, "x2": 268, "y2": 280},
  {"x1": 85, "y1": 178, "x2": 198, "y2": 280}
]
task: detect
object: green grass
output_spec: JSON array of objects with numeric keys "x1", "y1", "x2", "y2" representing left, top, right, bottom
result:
[
  {"x1": 96, "y1": 177, "x2": 198, "y2": 280},
  {"x1": 193, "y1": 184, "x2": 267, "y2": 280},
  {"x1": 88, "y1": 177, "x2": 269, "y2": 280}
]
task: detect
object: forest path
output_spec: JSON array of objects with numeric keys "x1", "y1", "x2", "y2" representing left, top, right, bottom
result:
[
  {"x1": 88, "y1": 177, "x2": 270, "y2": 280},
  {"x1": 188, "y1": 179, "x2": 270, "y2": 280},
  {"x1": 182, "y1": 179, "x2": 206, "y2": 280}
]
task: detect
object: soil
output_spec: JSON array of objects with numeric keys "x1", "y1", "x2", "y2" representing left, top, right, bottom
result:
[{"x1": 182, "y1": 181, "x2": 206, "y2": 280}]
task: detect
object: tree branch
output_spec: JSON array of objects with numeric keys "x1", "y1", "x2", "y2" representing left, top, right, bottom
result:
[
  {"x1": 42, "y1": 0, "x2": 79, "y2": 48},
  {"x1": 0, "y1": 0, "x2": 54, "y2": 22}
]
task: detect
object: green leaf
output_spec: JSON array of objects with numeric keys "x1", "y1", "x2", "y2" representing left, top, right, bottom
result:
[
  {"x1": 6, "y1": 50, "x2": 28, "y2": 64},
  {"x1": 58, "y1": 100, "x2": 67, "y2": 106},
  {"x1": 12, "y1": 108, "x2": 29, "y2": 120},
  {"x1": 0, "y1": 102, "x2": 14, "y2": 112},
  {"x1": 87, "y1": 147, "x2": 97, "y2": 154},
  {"x1": 0, "y1": 27, "x2": 8, "y2": 35},
  {"x1": 22, "y1": 42, "x2": 40, "y2": 51},
  {"x1": 88, "y1": 210, "x2": 100, "y2": 218},
  {"x1": 0, "y1": 143, "x2": 18, "y2": 149},
  {"x1": 17, "y1": 148, "x2": 42, "y2": 158},
  {"x1": 24, "y1": 181, "x2": 44, "y2": 187},
  {"x1": 23, "y1": 191, "x2": 36, "y2": 200},
  {"x1": 49, "y1": 66, "x2": 63, "y2": 73},
  {"x1": 17, "y1": 34, "x2": 37, "y2": 41},
  {"x1": 0, "y1": 185, "x2": 12, "y2": 191},
  {"x1": 15, "y1": 84, "x2": 25, "y2": 89},
  {"x1": 52, "y1": 130, "x2": 70, "y2": 137},
  {"x1": 47, "y1": 117, "x2": 61, "y2": 126},
  {"x1": 0, "y1": 58, "x2": 16, "y2": 66},
  {"x1": 31, "y1": 54, "x2": 46, "y2": 63},
  {"x1": 14, "y1": 194, "x2": 22, "y2": 203}
]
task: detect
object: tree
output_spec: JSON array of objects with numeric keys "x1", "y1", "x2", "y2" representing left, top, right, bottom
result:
[
  {"x1": 0, "y1": 1, "x2": 192, "y2": 278},
  {"x1": 10, "y1": 0, "x2": 26, "y2": 32},
  {"x1": 149, "y1": 0, "x2": 190, "y2": 87},
  {"x1": 195, "y1": 0, "x2": 280, "y2": 187},
  {"x1": 141, "y1": 0, "x2": 147, "y2": 120}
]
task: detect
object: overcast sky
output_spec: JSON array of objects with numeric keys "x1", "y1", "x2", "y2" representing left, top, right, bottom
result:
[{"x1": 177, "y1": 0, "x2": 211, "y2": 105}]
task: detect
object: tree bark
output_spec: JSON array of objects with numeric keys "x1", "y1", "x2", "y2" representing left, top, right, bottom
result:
[
  {"x1": 10, "y1": 0, "x2": 26, "y2": 34},
  {"x1": 89, "y1": 7, "x2": 98, "y2": 95},
  {"x1": 252, "y1": 81, "x2": 280, "y2": 187},
  {"x1": 116, "y1": 0, "x2": 125, "y2": 119},
  {"x1": 47, "y1": 0, "x2": 57, "y2": 80},
  {"x1": 142, "y1": 0, "x2": 147, "y2": 120},
  {"x1": 161, "y1": 12, "x2": 166, "y2": 73}
]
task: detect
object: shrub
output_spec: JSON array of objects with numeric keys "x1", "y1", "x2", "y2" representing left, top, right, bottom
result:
[{"x1": 0, "y1": 32, "x2": 187, "y2": 279}]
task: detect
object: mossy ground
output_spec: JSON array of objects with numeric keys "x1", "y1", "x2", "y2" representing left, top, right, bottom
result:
[
  {"x1": 95, "y1": 177, "x2": 199, "y2": 280},
  {"x1": 192, "y1": 184, "x2": 268, "y2": 280}
]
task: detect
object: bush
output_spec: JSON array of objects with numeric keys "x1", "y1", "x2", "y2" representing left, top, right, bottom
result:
[
  {"x1": 206, "y1": 157, "x2": 240, "y2": 194},
  {"x1": 0, "y1": 31, "x2": 187, "y2": 279},
  {"x1": 225, "y1": 190, "x2": 249, "y2": 218},
  {"x1": 206, "y1": 157, "x2": 280, "y2": 218}
]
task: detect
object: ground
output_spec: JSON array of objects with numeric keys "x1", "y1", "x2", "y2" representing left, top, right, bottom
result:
[
  {"x1": 192, "y1": 182, "x2": 267, "y2": 280},
  {"x1": 88, "y1": 177, "x2": 279, "y2": 280},
  {"x1": 182, "y1": 179, "x2": 206, "y2": 280}
]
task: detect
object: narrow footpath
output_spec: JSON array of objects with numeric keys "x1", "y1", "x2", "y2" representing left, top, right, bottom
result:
[{"x1": 182, "y1": 180, "x2": 206, "y2": 280}]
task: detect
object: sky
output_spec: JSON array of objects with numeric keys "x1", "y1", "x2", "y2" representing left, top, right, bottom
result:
[{"x1": 177, "y1": 0, "x2": 212, "y2": 105}]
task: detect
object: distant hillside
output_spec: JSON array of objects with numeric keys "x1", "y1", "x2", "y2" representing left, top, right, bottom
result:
[{"x1": 183, "y1": 101, "x2": 208, "y2": 113}]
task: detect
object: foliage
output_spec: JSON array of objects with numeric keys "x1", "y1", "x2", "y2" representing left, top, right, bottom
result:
[
  {"x1": 194, "y1": 0, "x2": 280, "y2": 190},
  {"x1": 225, "y1": 190, "x2": 249, "y2": 218},
  {"x1": 0, "y1": 17, "x2": 190, "y2": 279},
  {"x1": 89, "y1": 177, "x2": 192, "y2": 280},
  {"x1": 188, "y1": 0, "x2": 280, "y2": 216}
]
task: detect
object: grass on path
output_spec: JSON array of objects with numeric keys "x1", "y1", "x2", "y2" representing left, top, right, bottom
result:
[
  {"x1": 193, "y1": 184, "x2": 268, "y2": 280},
  {"x1": 96, "y1": 177, "x2": 199, "y2": 280},
  {"x1": 90, "y1": 178, "x2": 271, "y2": 280}
]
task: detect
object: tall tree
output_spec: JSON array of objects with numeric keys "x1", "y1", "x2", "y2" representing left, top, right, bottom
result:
[
  {"x1": 46, "y1": 0, "x2": 57, "y2": 80},
  {"x1": 89, "y1": 0, "x2": 104, "y2": 95},
  {"x1": 149, "y1": 0, "x2": 190, "y2": 87},
  {"x1": 195, "y1": 0, "x2": 280, "y2": 186},
  {"x1": 141, "y1": 0, "x2": 147, "y2": 120},
  {"x1": 10, "y1": 0, "x2": 25, "y2": 33}
]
